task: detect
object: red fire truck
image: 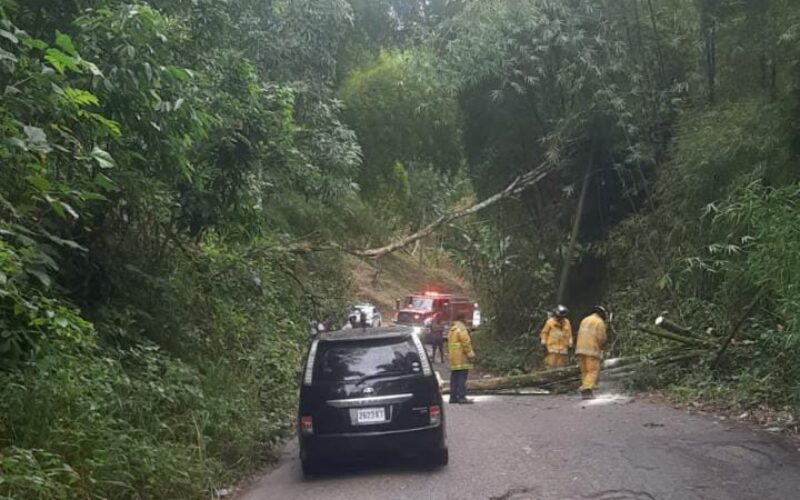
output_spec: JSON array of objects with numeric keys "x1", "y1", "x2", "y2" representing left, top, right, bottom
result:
[{"x1": 394, "y1": 291, "x2": 476, "y2": 339}]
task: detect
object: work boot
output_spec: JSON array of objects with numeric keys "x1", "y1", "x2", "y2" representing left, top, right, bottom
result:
[
  {"x1": 580, "y1": 389, "x2": 594, "y2": 400},
  {"x1": 458, "y1": 397, "x2": 475, "y2": 404}
]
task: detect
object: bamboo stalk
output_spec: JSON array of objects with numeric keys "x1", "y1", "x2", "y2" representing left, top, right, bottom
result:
[
  {"x1": 638, "y1": 325, "x2": 714, "y2": 347},
  {"x1": 712, "y1": 293, "x2": 762, "y2": 370}
]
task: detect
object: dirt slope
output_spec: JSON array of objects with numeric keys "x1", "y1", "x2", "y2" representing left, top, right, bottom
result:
[{"x1": 349, "y1": 252, "x2": 474, "y2": 317}]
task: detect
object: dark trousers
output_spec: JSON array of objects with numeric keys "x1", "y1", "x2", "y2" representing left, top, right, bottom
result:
[
  {"x1": 431, "y1": 340, "x2": 445, "y2": 363},
  {"x1": 449, "y1": 369, "x2": 469, "y2": 402}
]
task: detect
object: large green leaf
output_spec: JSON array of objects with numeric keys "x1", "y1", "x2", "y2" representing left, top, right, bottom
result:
[
  {"x1": 21, "y1": 37, "x2": 47, "y2": 51},
  {"x1": 27, "y1": 268, "x2": 52, "y2": 288},
  {"x1": 23, "y1": 125, "x2": 52, "y2": 154},
  {"x1": 0, "y1": 47, "x2": 17, "y2": 62},
  {"x1": 93, "y1": 173, "x2": 120, "y2": 192},
  {"x1": 91, "y1": 146, "x2": 116, "y2": 169},
  {"x1": 86, "y1": 112, "x2": 121, "y2": 137},
  {"x1": 62, "y1": 87, "x2": 100, "y2": 108},
  {"x1": 44, "y1": 48, "x2": 80, "y2": 74},
  {"x1": 44, "y1": 232, "x2": 87, "y2": 252},
  {"x1": 0, "y1": 29, "x2": 18, "y2": 44},
  {"x1": 55, "y1": 31, "x2": 77, "y2": 56},
  {"x1": 4, "y1": 136, "x2": 27, "y2": 150},
  {"x1": 25, "y1": 175, "x2": 51, "y2": 192}
]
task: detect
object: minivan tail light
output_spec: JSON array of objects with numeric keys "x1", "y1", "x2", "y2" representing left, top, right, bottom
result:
[
  {"x1": 300, "y1": 416, "x2": 314, "y2": 435},
  {"x1": 429, "y1": 405, "x2": 441, "y2": 425},
  {"x1": 410, "y1": 333, "x2": 432, "y2": 375},
  {"x1": 303, "y1": 340, "x2": 319, "y2": 386}
]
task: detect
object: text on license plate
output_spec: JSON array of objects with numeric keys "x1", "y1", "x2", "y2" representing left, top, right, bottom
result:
[{"x1": 356, "y1": 407, "x2": 386, "y2": 424}]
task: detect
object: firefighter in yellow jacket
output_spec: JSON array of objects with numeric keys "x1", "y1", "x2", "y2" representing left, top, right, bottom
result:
[
  {"x1": 575, "y1": 306, "x2": 609, "y2": 399},
  {"x1": 448, "y1": 316, "x2": 476, "y2": 404},
  {"x1": 540, "y1": 305, "x2": 572, "y2": 369}
]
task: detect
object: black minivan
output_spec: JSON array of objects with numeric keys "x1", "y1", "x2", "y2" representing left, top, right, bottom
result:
[{"x1": 297, "y1": 326, "x2": 448, "y2": 474}]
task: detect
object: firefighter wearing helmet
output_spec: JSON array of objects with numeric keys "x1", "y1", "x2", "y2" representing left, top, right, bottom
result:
[
  {"x1": 575, "y1": 305, "x2": 609, "y2": 399},
  {"x1": 539, "y1": 305, "x2": 573, "y2": 369}
]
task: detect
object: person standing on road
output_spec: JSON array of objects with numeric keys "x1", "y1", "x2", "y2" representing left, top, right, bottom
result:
[
  {"x1": 448, "y1": 316, "x2": 476, "y2": 404},
  {"x1": 430, "y1": 325, "x2": 445, "y2": 363},
  {"x1": 539, "y1": 305, "x2": 573, "y2": 369},
  {"x1": 575, "y1": 306, "x2": 608, "y2": 399}
]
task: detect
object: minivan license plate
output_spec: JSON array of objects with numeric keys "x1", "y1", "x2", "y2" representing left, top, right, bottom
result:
[{"x1": 356, "y1": 407, "x2": 386, "y2": 424}]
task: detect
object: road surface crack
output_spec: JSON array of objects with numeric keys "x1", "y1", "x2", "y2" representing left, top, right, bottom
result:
[
  {"x1": 489, "y1": 486, "x2": 536, "y2": 500},
  {"x1": 582, "y1": 489, "x2": 656, "y2": 500}
]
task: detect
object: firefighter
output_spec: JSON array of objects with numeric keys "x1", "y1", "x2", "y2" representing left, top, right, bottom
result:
[
  {"x1": 448, "y1": 316, "x2": 476, "y2": 404},
  {"x1": 540, "y1": 305, "x2": 573, "y2": 369},
  {"x1": 575, "y1": 305, "x2": 608, "y2": 399}
]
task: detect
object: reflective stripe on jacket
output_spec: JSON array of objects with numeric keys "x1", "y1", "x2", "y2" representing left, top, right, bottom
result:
[
  {"x1": 448, "y1": 321, "x2": 475, "y2": 371},
  {"x1": 539, "y1": 317, "x2": 573, "y2": 354},
  {"x1": 575, "y1": 313, "x2": 607, "y2": 359}
]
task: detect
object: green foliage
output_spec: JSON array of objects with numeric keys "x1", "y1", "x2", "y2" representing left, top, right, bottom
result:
[
  {"x1": 428, "y1": 0, "x2": 800, "y2": 414},
  {"x1": 470, "y1": 328, "x2": 536, "y2": 376},
  {"x1": 661, "y1": 102, "x2": 791, "y2": 212},
  {"x1": 709, "y1": 183, "x2": 800, "y2": 345},
  {"x1": 339, "y1": 50, "x2": 463, "y2": 227},
  {"x1": 605, "y1": 58, "x2": 800, "y2": 413},
  {"x1": 0, "y1": 1, "x2": 358, "y2": 497},
  {"x1": 0, "y1": 271, "x2": 307, "y2": 498}
]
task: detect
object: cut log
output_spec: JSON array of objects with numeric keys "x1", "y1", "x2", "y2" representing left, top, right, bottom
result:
[{"x1": 654, "y1": 316, "x2": 705, "y2": 339}]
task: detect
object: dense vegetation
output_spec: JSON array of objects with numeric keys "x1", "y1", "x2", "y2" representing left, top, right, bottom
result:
[
  {"x1": 2, "y1": 0, "x2": 800, "y2": 497},
  {"x1": 432, "y1": 0, "x2": 800, "y2": 413},
  {"x1": 0, "y1": 0, "x2": 362, "y2": 497}
]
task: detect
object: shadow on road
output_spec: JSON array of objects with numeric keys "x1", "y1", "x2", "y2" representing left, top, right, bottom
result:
[{"x1": 301, "y1": 454, "x2": 445, "y2": 482}]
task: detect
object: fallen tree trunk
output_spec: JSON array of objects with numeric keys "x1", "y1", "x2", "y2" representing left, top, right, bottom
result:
[
  {"x1": 461, "y1": 357, "x2": 639, "y2": 392},
  {"x1": 443, "y1": 351, "x2": 707, "y2": 394}
]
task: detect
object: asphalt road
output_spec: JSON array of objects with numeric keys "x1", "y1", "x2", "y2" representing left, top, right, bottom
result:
[{"x1": 238, "y1": 389, "x2": 800, "y2": 500}]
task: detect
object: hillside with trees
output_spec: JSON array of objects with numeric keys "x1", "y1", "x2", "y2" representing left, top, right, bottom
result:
[{"x1": 1, "y1": 0, "x2": 799, "y2": 498}]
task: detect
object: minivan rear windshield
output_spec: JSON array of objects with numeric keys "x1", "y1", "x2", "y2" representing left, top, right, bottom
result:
[{"x1": 315, "y1": 338, "x2": 421, "y2": 383}]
